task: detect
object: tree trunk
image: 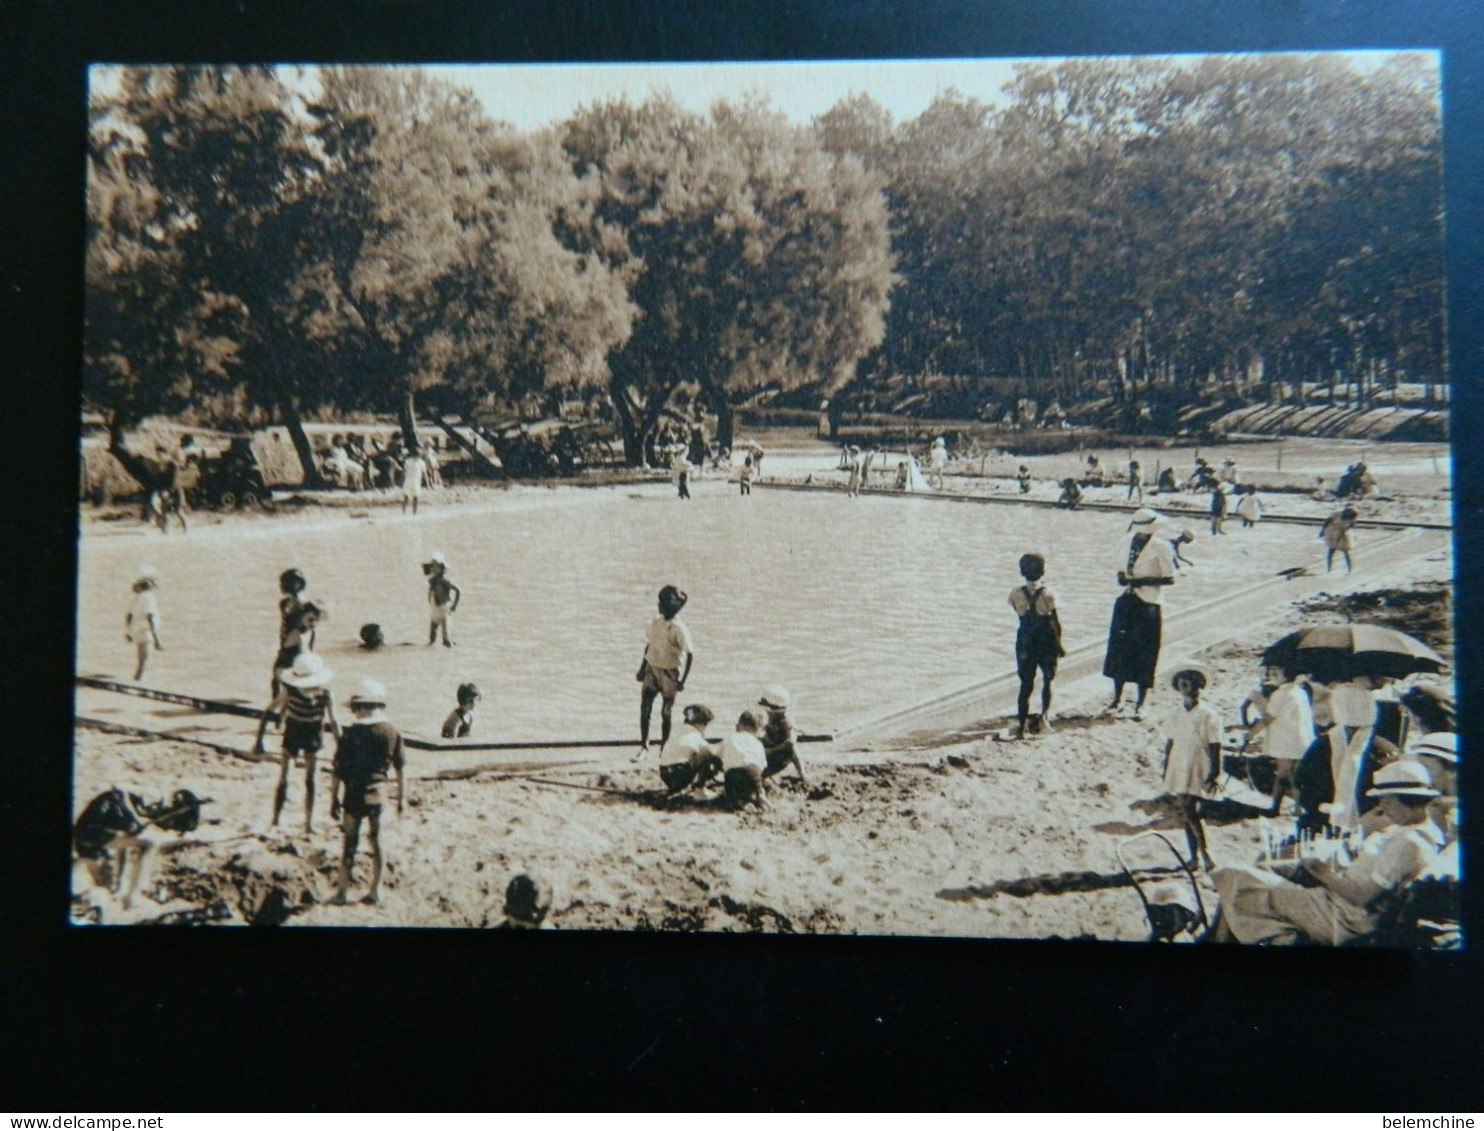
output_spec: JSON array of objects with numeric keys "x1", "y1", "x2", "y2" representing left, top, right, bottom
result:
[
  {"x1": 705, "y1": 383, "x2": 736, "y2": 452},
  {"x1": 398, "y1": 389, "x2": 420, "y2": 451},
  {"x1": 433, "y1": 414, "x2": 502, "y2": 478},
  {"x1": 106, "y1": 417, "x2": 162, "y2": 494},
  {"x1": 277, "y1": 394, "x2": 326, "y2": 489},
  {"x1": 610, "y1": 380, "x2": 644, "y2": 466}
]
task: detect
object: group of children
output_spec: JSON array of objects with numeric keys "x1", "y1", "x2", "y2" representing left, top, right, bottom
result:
[{"x1": 633, "y1": 584, "x2": 806, "y2": 808}]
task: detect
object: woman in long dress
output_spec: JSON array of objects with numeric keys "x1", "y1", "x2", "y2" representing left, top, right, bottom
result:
[{"x1": 1103, "y1": 509, "x2": 1176, "y2": 720}]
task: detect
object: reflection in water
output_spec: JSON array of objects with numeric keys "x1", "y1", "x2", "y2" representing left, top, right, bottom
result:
[{"x1": 76, "y1": 486, "x2": 1312, "y2": 740}]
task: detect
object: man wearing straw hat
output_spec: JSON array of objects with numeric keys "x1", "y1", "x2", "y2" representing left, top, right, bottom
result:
[
  {"x1": 1209, "y1": 761, "x2": 1445, "y2": 945},
  {"x1": 330, "y1": 679, "x2": 405, "y2": 907},
  {"x1": 254, "y1": 651, "x2": 341, "y2": 833}
]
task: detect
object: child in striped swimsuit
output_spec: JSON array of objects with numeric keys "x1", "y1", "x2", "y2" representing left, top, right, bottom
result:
[{"x1": 254, "y1": 651, "x2": 340, "y2": 833}]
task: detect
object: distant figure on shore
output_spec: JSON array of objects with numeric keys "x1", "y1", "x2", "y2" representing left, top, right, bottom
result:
[
  {"x1": 424, "y1": 552, "x2": 460, "y2": 647},
  {"x1": 671, "y1": 447, "x2": 691, "y2": 500},
  {"x1": 1009, "y1": 553, "x2": 1065, "y2": 739},
  {"x1": 716, "y1": 711, "x2": 768, "y2": 811},
  {"x1": 153, "y1": 444, "x2": 188, "y2": 533},
  {"x1": 739, "y1": 454, "x2": 754, "y2": 496},
  {"x1": 441, "y1": 682, "x2": 481, "y2": 739},
  {"x1": 927, "y1": 437, "x2": 948, "y2": 490},
  {"x1": 401, "y1": 446, "x2": 427, "y2": 514},
  {"x1": 1320, "y1": 507, "x2": 1359, "y2": 573},
  {"x1": 1209, "y1": 484, "x2": 1228, "y2": 535},
  {"x1": 1169, "y1": 529, "x2": 1197, "y2": 571},
  {"x1": 1104, "y1": 509, "x2": 1175, "y2": 720},
  {"x1": 254, "y1": 651, "x2": 340, "y2": 834},
  {"x1": 845, "y1": 446, "x2": 862, "y2": 497},
  {"x1": 1234, "y1": 485, "x2": 1263, "y2": 527},
  {"x1": 125, "y1": 567, "x2": 164, "y2": 681},
  {"x1": 759, "y1": 687, "x2": 807, "y2": 784},
  {"x1": 1219, "y1": 459, "x2": 1239, "y2": 486},
  {"x1": 1056, "y1": 478, "x2": 1082, "y2": 509},
  {"x1": 1017, "y1": 465, "x2": 1031, "y2": 494},
  {"x1": 1154, "y1": 467, "x2": 1179, "y2": 494},
  {"x1": 636, "y1": 585, "x2": 694, "y2": 754},
  {"x1": 657, "y1": 702, "x2": 719, "y2": 794},
  {"x1": 1160, "y1": 666, "x2": 1222, "y2": 872},
  {"x1": 1126, "y1": 459, "x2": 1142, "y2": 504},
  {"x1": 860, "y1": 448, "x2": 876, "y2": 487},
  {"x1": 1085, "y1": 454, "x2": 1104, "y2": 487},
  {"x1": 330, "y1": 679, "x2": 405, "y2": 907},
  {"x1": 498, "y1": 873, "x2": 553, "y2": 929}
]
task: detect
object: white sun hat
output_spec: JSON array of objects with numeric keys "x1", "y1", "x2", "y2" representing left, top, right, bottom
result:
[{"x1": 280, "y1": 651, "x2": 333, "y2": 689}]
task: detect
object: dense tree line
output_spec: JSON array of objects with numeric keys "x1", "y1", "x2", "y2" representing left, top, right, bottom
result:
[{"x1": 85, "y1": 55, "x2": 1441, "y2": 479}]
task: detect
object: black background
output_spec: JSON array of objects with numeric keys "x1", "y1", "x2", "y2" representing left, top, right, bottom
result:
[{"x1": 6, "y1": 0, "x2": 1482, "y2": 1111}]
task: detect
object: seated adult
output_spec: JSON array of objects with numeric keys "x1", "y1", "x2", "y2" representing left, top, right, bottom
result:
[
  {"x1": 1209, "y1": 761, "x2": 1444, "y2": 945},
  {"x1": 1408, "y1": 732, "x2": 1458, "y2": 844}
]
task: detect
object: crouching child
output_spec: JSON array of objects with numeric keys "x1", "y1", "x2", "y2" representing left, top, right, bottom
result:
[
  {"x1": 658, "y1": 702, "x2": 719, "y2": 794},
  {"x1": 330, "y1": 679, "x2": 405, "y2": 906},
  {"x1": 716, "y1": 711, "x2": 768, "y2": 810}
]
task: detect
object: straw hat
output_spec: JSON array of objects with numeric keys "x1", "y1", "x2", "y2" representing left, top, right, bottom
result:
[
  {"x1": 281, "y1": 651, "x2": 333, "y2": 689},
  {"x1": 1365, "y1": 760, "x2": 1440, "y2": 798},
  {"x1": 1169, "y1": 664, "x2": 1211, "y2": 691},
  {"x1": 348, "y1": 678, "x2": 388, "y2": 707},
  {"x1": 1408, "y1": 732, "x2": 1458, "y2": 764},
  {"x1": 758, "y1": 686, "x2": 791, "y2": 710},
  {"x1": 1128, "y1": 508, "x2": 1161, "y2": 527}
]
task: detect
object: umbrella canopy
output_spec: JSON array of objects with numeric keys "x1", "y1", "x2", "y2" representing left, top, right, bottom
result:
[{"x1": 1261, "y1": 624, "x2": 1445, "y2": 680}]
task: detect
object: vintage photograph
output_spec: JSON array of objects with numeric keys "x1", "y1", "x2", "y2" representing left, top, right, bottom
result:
[{"x1": 73, "y1": 53, "x2": 1456, "y2": 942}]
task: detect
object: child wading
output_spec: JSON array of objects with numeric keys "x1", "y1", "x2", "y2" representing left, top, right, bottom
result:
[
  {"x1": 635, "y1": 585, "x2": 694, "y2": 754},
  {"x1": 758, "y1": 686, "x2": 807, "y2": 784},
  {"x1": 1009, "y1": 553, "x2": 1065, "y2": 739},
  {"x1": 1160, "y1": 666, "x2": 1223, "y2": 872},
  {"x1": 330, "y1": 679, "x2": 405, "y2": 906},
  {"x1": 272, "y1": 568, "x2": 309, "y2": 695},
  {"x1": 1320, "y1": 507, "x2": 1359, "y2": 573},
  {"x1": 424, "y1": 552, "x2": 460, "y2": 647},
  {"x1": 254, "y1": 651, "x2": 340, "y2": 833},
  {"x1": 441, "y1": 682, "x2": 481, "y2": 739},
  {"x1": 125, "y1": 567, "x2": 164, "y2": 681}
]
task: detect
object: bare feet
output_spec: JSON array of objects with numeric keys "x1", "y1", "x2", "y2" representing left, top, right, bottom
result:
[
  {"x1": 360, "y1": 893, "x2": 381, "y2": 907},
  {"x1": 329, "y1": 892, "x2": 348, "y2": 906}
]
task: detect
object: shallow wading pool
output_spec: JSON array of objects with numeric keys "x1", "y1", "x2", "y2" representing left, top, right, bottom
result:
[{"x1": 76, "y1": 483, "x2": 1322, "y2": 741}]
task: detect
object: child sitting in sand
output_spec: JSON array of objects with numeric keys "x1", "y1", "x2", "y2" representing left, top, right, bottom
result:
[
  {"x1": 1056, "y1": 478, "x2": 1082, "y2": 509},
  {"x1": 716, "y1": 711, "x2": 768, "y2": 811},
  {"x1": 330, "y1": 679, "x2": 405, "y2": 907},
  {"x1": 1160, "y1": 666, "x2": 1223, "y2": 872},
  {"x1": 1009, "y1": 553, "x2": 1065, "y2": 739},
  {"x1": 125, "y1": 567, "x2": 164, "y2": 681},
  {"x1": 657, "y1": 702, "x2": 719, "y2": 794},
  {"x1": 497, "y1": 873, "x2": 553, "y2": 929},
  {"x1": 441, "y1": 682, "x2": 481, "y2": 739},
  {"x1": 254, "y1": 651, "x2": 341, "y2": 833},
  {"x1": 424, "y1": 552, "x2": 460, "y2": 647},
  {"x1": 758, "y1": 687, "x2": 807, "y2": 785}
]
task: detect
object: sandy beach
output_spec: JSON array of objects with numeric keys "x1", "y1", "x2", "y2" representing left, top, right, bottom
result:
[{"x1": 70, "y1": 452, "x2": 1453, "y2": 937}]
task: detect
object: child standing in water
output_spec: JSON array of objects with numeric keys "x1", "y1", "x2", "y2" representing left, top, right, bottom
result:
[
  {"x1": 125, "y1": 568, "x2": 164, "y2": 681},
  {"x1": 1209, "y1": 483, "x2": 1228, "y2": 535},
  {"x1": 636, "y1": 585, "x2": 694, "y2": 754},
  {"x1": 1017, "y1": 465, "x2": 1031, "y2": 494},
  {"x1": 254, "y1": 651, "x2": 340, "y2": 833},
  {"x1": 1009, "y1": 553, "x2": 1065, "y2": 739},
  {"x1": 739, "y1": 454, "x2": 754, "y2": 496},
  {"x1": 1160, "y1": 666, "x2": 1223, "y2": 872},
  {"x1": 424, "y1": 552, "x2": 460, "y2": 647},
  {"x1": 441, "y1": 682, "x2": 481, "y2": 738},
  {"x1": 272, "y1": 568, "x2": 308, "y2": 695},
  {"x1": 330, "y1": 679, "x2": 405, "y2": 907}
]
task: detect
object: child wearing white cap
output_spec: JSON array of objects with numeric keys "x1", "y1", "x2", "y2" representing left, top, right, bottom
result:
[
  {"x1": 330, "y1": 679, "x2": 405, "y2": 906},
  {"x1": 1160, "y1": 666, "x2": 1222, "y2": 872},
  {"x1": 254, "y1": 651, "x2": 341, "y2": 832},
  {"x1": 125, "y1": 568, "x2": 164, "y2": 681},
  {"x1": 758, "y1": 687, "x2": 806, "y2": 784}
]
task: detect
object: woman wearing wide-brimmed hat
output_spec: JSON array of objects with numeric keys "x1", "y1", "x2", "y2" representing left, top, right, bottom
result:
[
  {"x1": 254, "y1": 650, "x2": 340, "y2": 833},
  {"x1": 1209, "y1": 761, "x2": 1445, "y2": 945},
  {"x1": 1103, "y1": 509, "x2": 1176, "y2": 720}
]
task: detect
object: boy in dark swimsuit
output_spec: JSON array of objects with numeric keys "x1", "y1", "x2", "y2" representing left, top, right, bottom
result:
[
  {"x1": 1009, "y1": 553, "x2": 1065, "y2": 739},
  {"x1": 330, "y1": 680, "x2": 406, "y2": 906}
]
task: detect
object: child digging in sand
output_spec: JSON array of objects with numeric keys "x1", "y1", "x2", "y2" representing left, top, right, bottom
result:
[
  {"x1": 424, "y1": 552, "x2": 460, "y2": 647},
  {"x1": 125, "y1": 567, "x2": 164, "y2": 681},
  {"x1": 716, "y1": 711, "x2": 768, "y2": 811},
  {"x1": 254, "y1": 651, "x2": 341, "y2": 833},
  {"x1": 1009, "y1": 553, "x2": 1065, "y2": 739},
  {"x1": 330, "y1": 679, "x2": 405, "y2": 906},
  {"x1": 758, "y1": 686, "x2": 807, "y2": 785},
  {"x1": 1160, "y1": 666, "x2": 1223, "y2": 872},
  {"x1": 657, "y1": 703, "x2": 719, "y2": 794}
]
